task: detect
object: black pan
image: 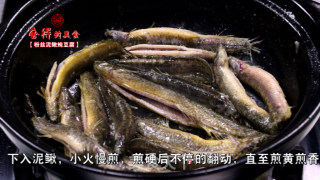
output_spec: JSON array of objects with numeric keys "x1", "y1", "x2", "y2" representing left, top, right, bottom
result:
[{"x1": 0, "y1": 0, "x2": 320, "y2": 179}]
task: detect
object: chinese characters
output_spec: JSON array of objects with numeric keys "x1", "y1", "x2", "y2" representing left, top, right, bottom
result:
[{"x1": 28, "y1": 27, "x2": 80, "y2": 48}]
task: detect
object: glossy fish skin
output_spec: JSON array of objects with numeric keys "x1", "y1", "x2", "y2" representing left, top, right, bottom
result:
[
  {"x1": 59, "y1": 85, "x2": 83, "y2": 157},
  {"x1": 102, "y1": 61, "x2": 237, "y2": 120},
  {"x1": 175, "y1": 74, "x2": 213, "y2": 86},
  {"x1": 97, "y1": 78, "x2": 135, "y2": 155},
  {"x1": 129, "y1": 137, "x2": 257, "y2": 171},
  {"x1": 129, "y1": 138, "x2": 177, "y2": 155},
  {"x1": 45, "y1": 40, "x2": 124, "y2": 121},
  {"x1": 33, "y1": 116, "x2": 163, "y2": 172},
  {"x1": 229, "y1": 57, "x2": 291, "y2": 126},
  {"x1": 129, "y1": 138, "x2": 189, "y2": 171},
  {"x1": 32, "y1": 116, "x2": 140, "y2": 171},
  {"x1": 59, "y1": 87, "x2": 83, "y2": 131},
  {"x1": 105, "y1": 80, "x2": 198, "y2": 127},
  {"x1": 79, "y1": 72, "x2": 110, "y2": 145},
  {"x1": 106, "y1": 27, "x2": 255, "y2": 54},
  {"x1": 111, "y1": 58, "x2": 214, "y2": 83},
  {"x1": 132, "y1": 69, "x2": 239, "y2": 120},
  {"x1": 136, "y1": 118, "x2": 266, "y2": 154},
  {"x1": 125, "y1": 44, "x2": 216, "y2": 60},
  {"x1": 95, "y1": 62, "x2": 262, "y2": 138},
  {"x1": 213, "y1": 47, "x2": 275, "y2": 134},
  {"x1": 129, "y1": 138, "x2": 240, "y2": 157},
  {"x1": 131, "y1": 118, "x2": 268, "y2": 170},
  {"x1": 31, "y1": 116, "x2": 111, "y2": 155}
]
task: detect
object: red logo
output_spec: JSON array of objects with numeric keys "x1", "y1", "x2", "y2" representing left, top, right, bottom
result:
[
  {"x1": 51, "y1": 14, "x2": 64, "y2": 27},
  {"x1": 28, "y1": 14, "x2": 80, "y2": 49}
]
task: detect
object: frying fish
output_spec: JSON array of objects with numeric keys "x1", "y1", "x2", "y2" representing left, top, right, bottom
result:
[
  {"x1": 95, "y1": 62, "x2": 262, "y2": 138},
  {"x1": 125, "y1": 44, "x2": 216, "y2": 59},
  {"x1": 79, "y1": 72, "x2": 111, "y2": 145},
  {"x1": 136, "y1": 118, "x2": 266, "y2": 153},
  {"x1": 229, "y1": 57, "x2": 291, "y2": 127},
  {"x1": 98, "y1": 77, "x2": 135, "y2": 155},
  {"x1": 45, "y1": 40, "x2": 124, "y2": 121},
  {"x1": 31, "y1": 116, "x2": 111, "y2": 156},
  {"x1": 213, "y1": 47, "x2": 275, "y2": 134},
  {"x1": 107, "y1": 27, "x2": 259, "y2": 54},
  {"x1": 59, "y1": 87, "x2": 83, "y2": 130},
  {"x1": 111, "y1": 58, "x2": 214, "y2": 84},
  {"x1": 32, "y1": 116, "x2": 164, "y2": 172}
]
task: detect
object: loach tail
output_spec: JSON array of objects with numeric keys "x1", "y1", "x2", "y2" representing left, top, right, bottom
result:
[
  {"x1": 250, "y1": 38, "x2": 262, "y2": 53},
  {"x1": 37, "y1": 87, "x2": 45, "y2": 99},
  {"x1": 248, "y1": 38, "x2": 262, "y2": 61}
]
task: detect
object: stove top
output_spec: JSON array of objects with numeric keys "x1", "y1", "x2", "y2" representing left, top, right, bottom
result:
[{"x1": 0, "y1": 0, "x2": 319, "y2": 179}]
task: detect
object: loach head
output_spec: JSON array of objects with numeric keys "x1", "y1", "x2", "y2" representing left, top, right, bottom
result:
[
  {"x1": 105, "y1": 29, "x2": 128, "y2": 42},
  {"x1": 214, "y1": 46, "x2": 228, "y2": 67},
  {"x1": 229, "y1": 57, "x2": 243, "y2": 74}
]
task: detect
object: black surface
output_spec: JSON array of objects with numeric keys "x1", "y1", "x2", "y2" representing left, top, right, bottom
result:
[
  {"x1": 0, "y1": 0, "x2": 319, "y2": 180},
  {"x1": 296, "y1": 0, "x2": 320, "y2": 155},
  {"x1": 272, "y1": 146, "x2": 305, "y2": 180},
  {"x1": 296, "y1": 0, "x2": 320, "y2": 26},
  {"x1": 0, "y1": 130, "x2": 16, "y2": 180}
]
